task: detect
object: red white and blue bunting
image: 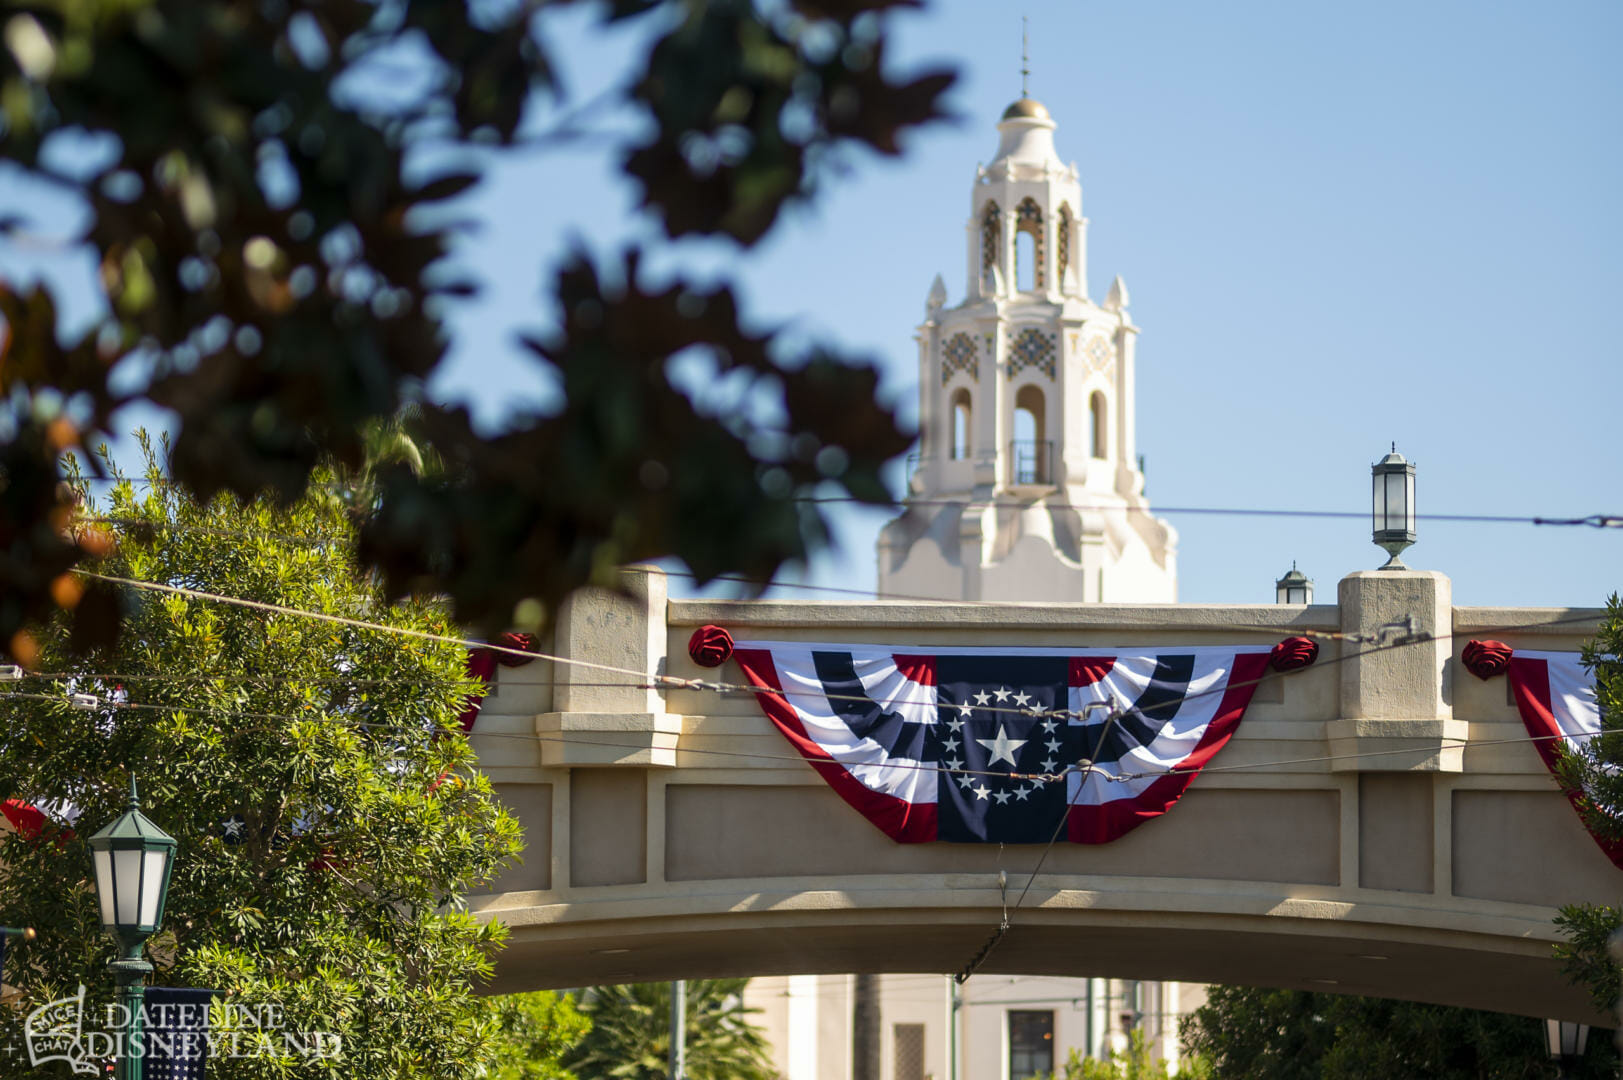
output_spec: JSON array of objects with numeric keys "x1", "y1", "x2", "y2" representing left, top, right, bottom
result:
[
  {"x1": 731, "y1": 640, "x2": 1289, "y2": 845},
  {"x1": 1464, "y1": 641, "x2": 1620, "y2": 870}
]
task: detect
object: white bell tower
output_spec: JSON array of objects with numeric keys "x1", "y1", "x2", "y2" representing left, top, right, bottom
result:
[{"x1": 877, "y1": 96, "x2": 1177, "y2": 603}]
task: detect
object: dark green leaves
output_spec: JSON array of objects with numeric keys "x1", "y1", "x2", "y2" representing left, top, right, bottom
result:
[
  {"x1": 358, "y1": 249, "x2": 910, "y2": 627},
  {"x1": 625, "y1": 0, "x2": 954, "y2": 242},
  {"x1": 0, "y1": 0, "x2": 952, "y2": 656}
]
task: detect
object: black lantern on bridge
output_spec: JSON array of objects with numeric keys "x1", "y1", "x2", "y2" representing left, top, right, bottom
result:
[
  {"x1": 1275, "y1": 562, "x2": 1313, "y2": 605},
  {"x1": 1372, "y1": 445, "x2": 1416, "y2": 569}
]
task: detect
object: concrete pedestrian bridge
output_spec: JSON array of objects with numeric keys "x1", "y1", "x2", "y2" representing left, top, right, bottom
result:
[{"x1": 466, "y1": 568, "x2": 1614, "y2": 1023}]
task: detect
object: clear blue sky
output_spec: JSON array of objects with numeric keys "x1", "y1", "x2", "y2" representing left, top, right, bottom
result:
[
  {"x1": 6, "y1": 1, "x2": 1620, "y2": 608},
  {"x1": 432, "y1": 0, "x2": 1622, "y2": 607}
]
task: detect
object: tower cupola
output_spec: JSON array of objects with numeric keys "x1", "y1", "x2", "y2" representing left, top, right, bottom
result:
[{"x1": 878, "y1": 100, "x2": 1177, "y2": 604}]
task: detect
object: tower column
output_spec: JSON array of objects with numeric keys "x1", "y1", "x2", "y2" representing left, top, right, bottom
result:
[
  {"x1": 1002, "y1": 207, "x2": 1018, "y2": 296},
  {"x1": 965, "y1": 218, "x2": 982, "y2": 301},
  {"x1": 973, "y1": 319, "x2": 999, "y2": 487},
  {"x1": 1115, "y1": 324, "x2": 1140, "y2": 494}
]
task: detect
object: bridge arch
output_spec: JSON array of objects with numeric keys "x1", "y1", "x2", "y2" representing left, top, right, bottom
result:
[{"x1": 465, "y1": 569, "x2": 1613, "y2": 1024}]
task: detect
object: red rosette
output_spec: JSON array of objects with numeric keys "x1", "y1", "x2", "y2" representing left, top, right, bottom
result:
[
  {"x1": 688, "y1": 625, "x2": 734, "y2": 668},
  {"x1": 493, "y1": 631, "x2": 539, "y2": 668},
  {"x1": 1269, "y1": 636, "x2": 1319, "y2": 672},
  {"x1": 1461, "y1": 639, "x2": 1513, "y2": 680}
]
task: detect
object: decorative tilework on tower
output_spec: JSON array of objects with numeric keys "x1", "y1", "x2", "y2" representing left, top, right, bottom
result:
[
  {"x1": 1086, "y1": 335, "x2": 1113, "y2": 372},
  {"x1": 1009, "y1": 327, "x2": 1056, "y2": 378},
  {"x1": 942, "y1": 332, "x2": 978, "y2": 384}
]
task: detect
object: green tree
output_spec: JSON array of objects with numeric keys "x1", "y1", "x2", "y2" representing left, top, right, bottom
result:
[
  {"x1": 1552, "y1": 594, "x2": 1623, "y2": 1017},
  {"x1": 1180, "y1": 986, "x2": 1617, "y2": 1080},
  {"x1": 0, "y1": 0, "x2": 950, "y2": 658},
  {"x1": 566, "y1": 980, "x2": 774, "y2": 1080},
  {"x1": 0, "y1": 440, "x2": 524, "y2": 1079},
  {"x1": 1051, "y1": 1030, "x2": 1208, "y2": 1080},
  {"x1": 488, "y1": 991, "x2": 592, "y2": 1080}
]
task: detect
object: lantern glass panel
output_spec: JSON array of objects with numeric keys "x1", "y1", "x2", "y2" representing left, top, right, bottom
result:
[
  {"x1": 1372, "y1": 472, "x2": 1386, "y2": 533},
  {"x1": 138, "y1": 849, "x2": 168, "y2": 926},
  {"x1": 1384, "y1": 472, "x2": 1412, "y2": 532},
  {"x1": 113, "y1": 849, "x2": 143, "y2": 926},
  {"x1": 1276, "y1": 584, "x2": 1288, "y2": 604},
  {"x1": 93, "y1": 849, "x2": 117, "y2": 927},
  {"x1": 1289, "y1": 586, "x2": 1308, "y2": 604}
]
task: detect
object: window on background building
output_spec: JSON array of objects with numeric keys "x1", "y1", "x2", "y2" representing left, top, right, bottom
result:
[
  {"x1": 1008, "y1": 1010, "x2": 1054, "y2": 1080},
  {"x1": 893, "y1": 1022, "x2": 925, "y2": 1080}
]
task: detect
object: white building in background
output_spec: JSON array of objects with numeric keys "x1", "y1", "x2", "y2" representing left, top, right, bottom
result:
[
  {"x1": 748, "y1": 974, "x2": 1192, "y2": 1080},
  {"x1": 747, "y1": 96, "x2": 1202, "y2": 1080},
  {"x1": 876, "y1": 95, "x2": 1176, "y2": 605}
]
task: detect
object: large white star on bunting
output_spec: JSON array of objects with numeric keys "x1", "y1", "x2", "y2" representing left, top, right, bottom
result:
[{"x1": 975, "y1": 724, "x2": 1028, "y2": 767}]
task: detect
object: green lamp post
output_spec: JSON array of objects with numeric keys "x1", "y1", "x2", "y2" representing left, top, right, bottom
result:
[{"x1": 87, "y1": 777, "x2": 177, "y2": 1080}]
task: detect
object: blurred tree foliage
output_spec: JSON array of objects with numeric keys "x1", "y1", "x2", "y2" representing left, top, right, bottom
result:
[{"x1": 0, "y1": 0, "x2": 952, "y2": 659}]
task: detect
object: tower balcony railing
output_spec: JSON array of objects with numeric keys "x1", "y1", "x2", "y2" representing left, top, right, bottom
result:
[{"x1": 1008, "y1": 438, "x2": 1055, "y2": 487}]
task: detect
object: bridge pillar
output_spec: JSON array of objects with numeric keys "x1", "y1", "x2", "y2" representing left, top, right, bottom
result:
[
  {"x1": 1329, "y1": 569, "x2": 1466, "y2": 772},
  {"x1": 538, "y1": 566, "x2": 679, "y2": 768}
]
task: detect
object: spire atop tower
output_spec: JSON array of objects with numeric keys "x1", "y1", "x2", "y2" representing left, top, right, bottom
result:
[{"x1": 1020, "y1": 16, "x2": 1030, "y2": 98}]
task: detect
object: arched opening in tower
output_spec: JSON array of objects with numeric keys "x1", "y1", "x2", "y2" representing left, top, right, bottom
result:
[
  {"x1": 1090, "y1": 391, "x2": 1109, "y2": 460},
  {"x1": 950, "y1": 389, "x2": 973, "y2": 460},
  {"x1": 1015, "y1": 197, "x2": 1044, "y2": 293},
  {"x1": 1012, "y1": 384, "x2": 1048, "y2": 484}
]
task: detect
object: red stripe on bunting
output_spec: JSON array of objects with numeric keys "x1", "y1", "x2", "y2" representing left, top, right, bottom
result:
[
  {"x1": 0, "y1": 799, "x2": 46, "y2": 840},
  {"x1": 1507, "y1": 655, "x2": 1623, "y2": 871},
  {"x1": 1066, "y1": 651, "x2": 1270, "y2": 844},
  {"x1": 1069, "y1": 657, "x2": 1115, "y2": 688},
  {"x1": 893, "y1": 655, "x2": 935, "y2": 686},
  {"x1": 733, "y1": 647, "x2": 938, "y2": 843}
]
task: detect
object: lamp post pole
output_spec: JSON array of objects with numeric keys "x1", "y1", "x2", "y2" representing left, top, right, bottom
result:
[{"x1": 110, "y1": 946, "x2": 152, "y2": 1080}]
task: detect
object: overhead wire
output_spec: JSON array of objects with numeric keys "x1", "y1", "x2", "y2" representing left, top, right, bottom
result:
[
  {"x1": 64, "y1": 477, "x2": 1623, "y2": 528},
  {"x1": 33, "y1": 574, "x2": 1610, "y2": 785},
  {"x1": 21, "y1": 583, "x2": 1607, "y2": 762}
]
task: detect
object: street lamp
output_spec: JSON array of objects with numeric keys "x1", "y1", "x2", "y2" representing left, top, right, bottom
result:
[
  {"x1": 1275, "y1": 562, "x2": 1313, "y2": 605},
  {"x1": 1371, "y1": 445, "x2": 1416, "y2": 569},
  {"x1": 88, "y1": 777, "x2": 177, "y2": 1080},
  {"x1": 1543, "y1": 1019, "x2": 1589, "y2": 1077}
]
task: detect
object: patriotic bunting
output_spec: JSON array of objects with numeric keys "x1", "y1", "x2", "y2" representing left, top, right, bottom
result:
[
  {"x1": 1497, "y1": 648, "x2": 1623, "y2": 869},
  {"x1": 144, "y1": 987, "x2": 219, "y2": 1080},
  {"x1": 457, "y1": 632, "x2": 540, "y2": 734},
  {"x1": 733, "y1": 641, "x2": 1274, "y2": 844}
]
